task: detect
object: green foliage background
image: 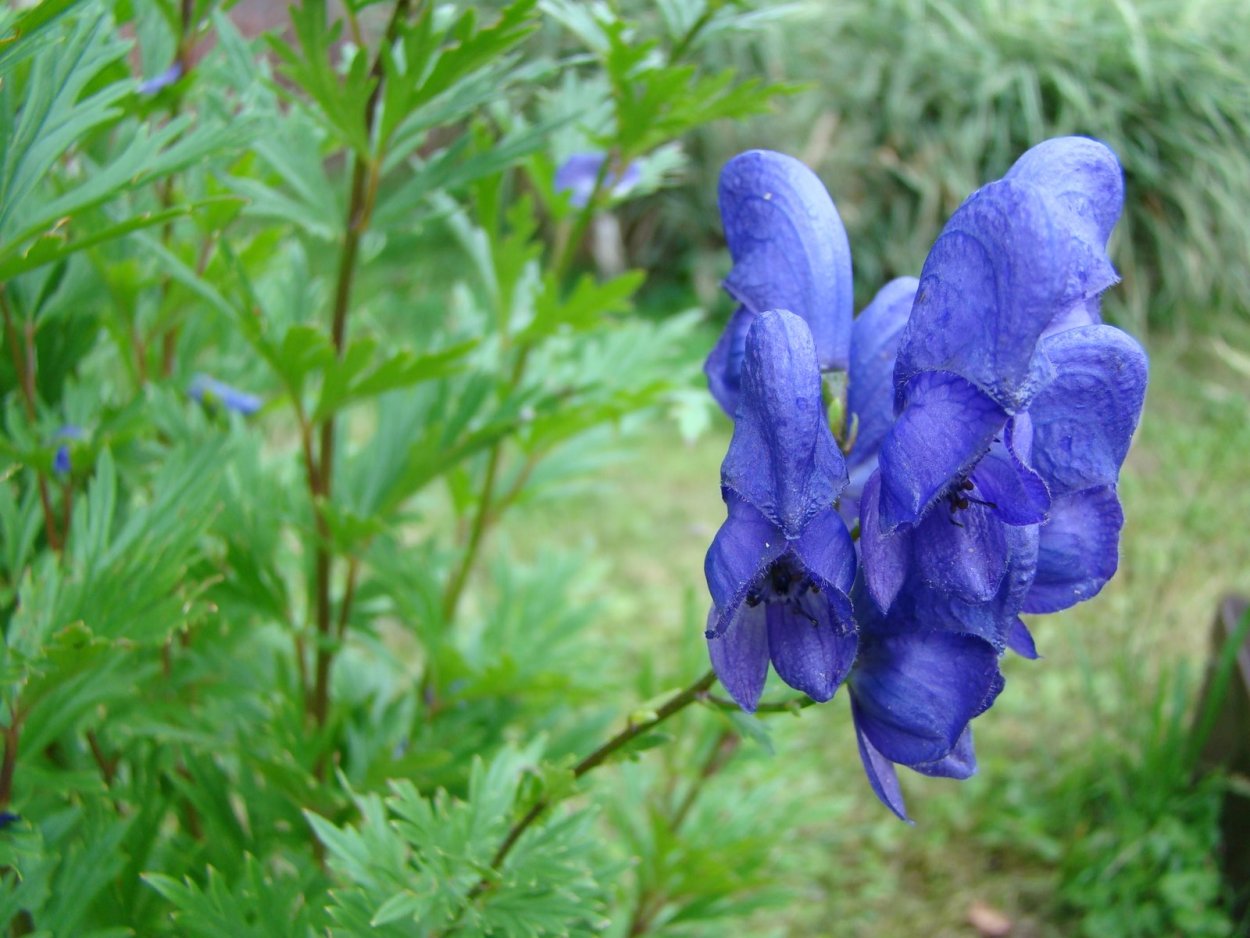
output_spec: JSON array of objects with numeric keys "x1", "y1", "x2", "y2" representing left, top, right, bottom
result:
[{"x1": 0, "y1": 1, "x2": 1247, "y2": 936}]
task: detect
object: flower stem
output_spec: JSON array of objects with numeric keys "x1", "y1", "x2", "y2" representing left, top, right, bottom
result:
[
  {"x1": 0, "y1": 707, "x2": 24, "y2": 809},
  {"x1": 481, "y1": 670, "x2": 717, "y2": 880},
  {"x1": 701, "y1": 691, "x2": 816, "y2": 713},
  {"x1": 306, "y1": 0, "x2": 412, "y2": 735},
  {"x1": 627, "y1": 728, "x2": 738, "y2": 936},
  {"x1": 1, "y1": 290, "x2": 61, "y2": 552}
]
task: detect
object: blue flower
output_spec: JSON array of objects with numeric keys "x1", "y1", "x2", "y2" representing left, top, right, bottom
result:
[
  {"x1": 553, "y1": 152, "x2": 642, "y2": 208},
  {"x1": 0, "y1": 811, "x2": 19, "y2": 831},
  {"x1": 846, "y1": 581, "x2": 1004, "y2": 821},
  {"x1": 859, "y1": 137, "x2": 1147, "y2": 644},
  {"x1": 705, "y1": 150, "x2": 853, "y2": 415},
  {"x1": 705, "y1": 310, "x2": 858, "y2": 710},
  {"x1": 189, "y1": 374, "x2": 262, "y2": 415},
  {"x1": 840, "y1": 277, "x2": 919, "y2": 524},
  {"x1": 52, "y1": 425, "x2": 85, "y2": 476},
  {"x1": 138, "y1": 61, "x2": 184, "y2": 96}
]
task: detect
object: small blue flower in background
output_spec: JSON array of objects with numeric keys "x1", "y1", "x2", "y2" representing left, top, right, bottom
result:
[
  {"x1": 0, "y1": 811, "x2": 19, "y2": 831},
  {"x1": 553, "y1": 152, "x2": 642, "y2": 208},
  {"x1": 705, "y1": 150, "x2": 854, "y2": 416},
  {"x1": 188, "y1": 374, "x2": 263, "y2": 416},
  {"x1": 705, "y1": 310, "x2": 858, "y2": 711},
  {"x1": 138, "y1": 61, "x2": 184, "y2": 96},
  {"x1": 52, "y1": 425, "x2": 85, "y2": 476}
]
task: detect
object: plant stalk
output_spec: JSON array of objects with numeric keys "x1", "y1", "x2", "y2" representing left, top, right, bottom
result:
[
  {"x1": 482, "y1": 670, "x2": 717, "y2": 880},
  {"x1": 307, "y1": 0, "x2": 412, "y2": 733}
]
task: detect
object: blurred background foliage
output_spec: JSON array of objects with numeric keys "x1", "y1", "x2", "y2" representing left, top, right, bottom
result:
[{"x1": 0, "y1": 0, "x2": 1248, "y2": 935}]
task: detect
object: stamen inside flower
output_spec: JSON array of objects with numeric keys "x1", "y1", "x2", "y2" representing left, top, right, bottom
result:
[{"x1": 947, "y1": 478, "x2": 997, "y2": 524}]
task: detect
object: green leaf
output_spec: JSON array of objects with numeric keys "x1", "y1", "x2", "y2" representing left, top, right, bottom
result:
[
  {"x1": 0, "y1": 0, "x2": 89, "y2": 78},
  {"x1": 0, "y1": 10, "x2": 130, "y2": 235},
  {"x1": 0, "y1": 199, "x2": 238, "y2": 281},
  {"x1": 312, "y1": 336, "x2": 477, "y2": 421},
  {"x1": 268, "y1": 2, "x2": 372, "y2": 155},
  {"x1": 518, "y1": 269, "x2": 644, "y2": 344},
  {"x1": 378, "y1": 0, "x2": 540, "y2": 156}
]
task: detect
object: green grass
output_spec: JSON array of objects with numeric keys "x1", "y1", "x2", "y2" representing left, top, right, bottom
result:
[{"x1": 504, "y1": 325, "x2": 1250, "y2": 935}]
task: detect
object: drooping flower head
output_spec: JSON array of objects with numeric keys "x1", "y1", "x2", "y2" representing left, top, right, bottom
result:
[
  {"x1": 701, "y1": 138, "x2": 1148, "y2": 820},
  {"x1": 844, "y1": 138, "x2": 1146, "y2": 817},
  {"x1": 705, "y1": 310, "x2": 858, "y2": 711},
  {"x1": 705, "y1": 150, "x2": 853, "y2": 415},
  {"x1": 846, "y1": 580, "x2": 1005, "y2": 821},
  {"x1": 860, "y1": 137, "x2": 1147, "y2": 647}
]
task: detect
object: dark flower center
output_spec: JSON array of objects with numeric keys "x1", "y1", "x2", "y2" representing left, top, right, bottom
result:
[
  {"x1": 745, "y1": 554, "x2": 821, "y2": 611},
  {"x1": 947, "y1": 478, "x2": 997, "y2": 525}
]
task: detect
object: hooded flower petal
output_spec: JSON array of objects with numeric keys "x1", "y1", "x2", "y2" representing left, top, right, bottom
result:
[
  {"x1": 969, "y1": 428, "x2": 1050, "y2": 526},
  {"x1": 766, "y1": 591, "x2": 856, "y2": 702},
  {"x1": 52, "y1": 425, "x2": 83, "y2": 476},
  {"x1": 1028, "y1": 325, "x2": 1148, "y2": 495},
  {"x1": 911, "y1": 501, "x2": 1009, "y2": 604},
  {"x1": 912, "y1": 727, "x2": 977, "y2": 779},
  {"x1": 898, "y1": 523, "x2": 1039, "y2": 650},
  {"x1": 1022, "y1": 486, "x2": 1123, "y2": 613},
  {"x1": 138, "y1": 61, "x2": 184, "y2": 95},
  {"x1": 721, "y1": 310, "x2": 847, "y2": 538},
  {"x1": 878, "y1": 371, "x2": 1007, "y2": 530},
  {"x1": 854, "y1": 720, "x2": 911, "y2": 822},
  {"x1": 849, "y1": 629, "x2": 1004, "y2": 769},
  {"x1": 717, "y1": 150, "x2": 853, "y2": 375},
  {"x1": 1006, "y1": 617, "x2": 1040, "y2": 659},
  {"x1": 858, "y1": 471, "x2": 910, "y2": 612},
  {"x1": 704, "y1": 495, "x2": 786, "y2": 636},
  {"x1": 790, "y1": 506, "x2": 858, "y2": 598},
  {"x1": 846, "y1": 277, "x2": 919, "y2": 475},
  {"x1": 704, "y1": 306, "x2": 754, "y2": 415},
  {"x1": 894, "y1": 179, "x2": 1070, "y2": 412},
  {"x1": 707, "y1": 603, "x2": 769, "y2": 711},
  {"x1": 771, "y1": 509, "x2": 859, "y2": 700},
  {"x1": 706, "y1": 500, "x2": 858, "y2": 705},
  {"x1": 1005, "y1": 136, "x2": 1123, "y2": 313}
]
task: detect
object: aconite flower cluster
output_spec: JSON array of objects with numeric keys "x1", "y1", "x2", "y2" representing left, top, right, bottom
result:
[{"x1": 703, "y1": 140, "x2": 1148, "y2": 819}]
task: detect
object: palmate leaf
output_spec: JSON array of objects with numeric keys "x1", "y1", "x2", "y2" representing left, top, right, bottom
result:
[
  {"x1": 0, "y1": 807, "x2": 134, "y2": 938},
  {"x1": 229, "y1": 111, "x2": 343, "y2": 240},
  {"x1": 0, "y1": 199, "x2": 237, "y2": 282},
  {"x1": 378, "y1": 0, "x2": 539, "y2": 159},
  {"x1": 144, "y1": 855, "x2": 329, "y2": 938},
  {"x1": 0, "y1": 10, "x2": 130, "y2": 234},
  {"x1": 312, "y1": 335, "x2": 478, "y2": 422},
  {"x1": 516, "y1": 268, "x2": 645, "y2": 344},
  {"x1": 310, "y1": 746, "x2": 606, "y2": 936},
  {"x1": 23, "y1": 442, "x2": 228, "y2": 647},
  {"x1": 0, "y1": 0, "x2": 89, "y2": 78},
  {"x1": 598, "y1": 18, "x2": 794, "y2": 157},
  {"x1": 267, "y1": 1, "x2": 373, "y2": 156},
  {"x1": 373, "y1": 115, "x2": 569, "y2": 232},
  {"x1": 0, "y1": 8, "x2": 253, "y2": 278}
]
